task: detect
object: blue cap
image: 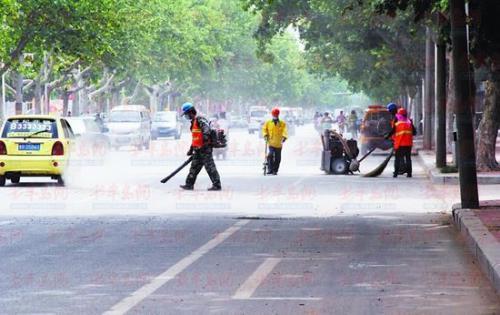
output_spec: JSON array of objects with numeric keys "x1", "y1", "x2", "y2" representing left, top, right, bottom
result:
[
  {"x1": 181, "y1": 102, "x2": 194, "y2": 114},
  {"x1": 386, "y1": 103, "x2": 397, "y2": 112}
]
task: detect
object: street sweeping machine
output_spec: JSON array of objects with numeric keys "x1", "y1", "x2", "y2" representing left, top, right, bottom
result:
[{"x1": 320, "y1": 130, "x2": 360, "y2": 175}]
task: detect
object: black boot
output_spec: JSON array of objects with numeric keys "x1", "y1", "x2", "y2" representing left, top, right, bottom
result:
[
  {"x1": 207, "y1": 185, "x2": 221, "y2": 191},
  {"x1": 180, "y1": 185, "x2": 194, "y2": 190}
]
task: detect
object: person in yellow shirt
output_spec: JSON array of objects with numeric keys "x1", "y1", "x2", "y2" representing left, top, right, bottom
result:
[{"x1": 262, "y1": 107, "x2": 288, "y2": 175}]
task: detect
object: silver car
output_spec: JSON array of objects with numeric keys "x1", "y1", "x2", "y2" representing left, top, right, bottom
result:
[
  {"x1": 106, "y1": 105, "x2": 151, "y2": 150},
  {"x1": 151, "y1": 111, "x2": 182, "y2": 140}
]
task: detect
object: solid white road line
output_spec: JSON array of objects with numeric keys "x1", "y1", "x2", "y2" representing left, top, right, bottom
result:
[
  {"x1": 103, "y1": 220, "x2": 250, "y2": 315},
  {"x1": 232, "y1": 257, "x2": 282, "y2": 300}
]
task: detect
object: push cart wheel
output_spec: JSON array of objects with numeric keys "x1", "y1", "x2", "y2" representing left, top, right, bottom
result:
[{"x1": 331, "y1": 158, "x2": 348, "y2": 175}]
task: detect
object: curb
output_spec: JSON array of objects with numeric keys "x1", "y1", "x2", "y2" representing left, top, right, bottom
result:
[
  {"x1": 417, "y1": 151, "x2": 500, "y2": 185},
  {"x1": 452, "y1": 206, "x2": 500, "y2": 295}
]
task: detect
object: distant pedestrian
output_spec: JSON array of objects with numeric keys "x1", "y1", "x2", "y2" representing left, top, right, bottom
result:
[
  {"x1": 180, "y1": 102, "x2": 222, "y2": 191},
  {"x1": 348, "y1": 110, "x2": 358, "y2": 138},
  {"x1": 95, "y1": 113, "x2": 104, "y2": 130},
  {"x1": 320, "y1": 112, "x2": 334, "y2": 131},
  {"x1": 262, "y1": 107, "x2": 288, "y2": 175},
  {"x1": 336, "y1": 111, "x2": 346, "y2": 133}
]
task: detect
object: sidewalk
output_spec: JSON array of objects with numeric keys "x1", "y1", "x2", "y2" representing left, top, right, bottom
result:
[
  {"x1": 417, "y1": 150, "x2": 500, "y2": 185},
  {"x1": 418, "y1": 140, "x2": 500, "y2": 294},
  {"x1": 453, "y1": 201, "x2": 500, "y2": 295}
]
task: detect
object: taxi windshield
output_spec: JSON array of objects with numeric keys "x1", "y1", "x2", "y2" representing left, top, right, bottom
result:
[{"x1": 1, "y1": 118, "x2": 58, "y2": 139}]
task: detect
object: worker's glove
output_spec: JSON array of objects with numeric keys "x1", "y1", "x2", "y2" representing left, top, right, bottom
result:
[
  {"x1": 187, "y1": 147, "x2": 194, "y2": 156},
  {"x1": 282, "y1": 137, "x2": 287, "y2": 143},
  {"x1": 264, "y1": 136, "x2": 269, "y2": 142}
]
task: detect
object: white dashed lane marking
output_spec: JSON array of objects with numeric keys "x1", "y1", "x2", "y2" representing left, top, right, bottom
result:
[
  {"x1": 232, "y1": 257, "x2": 282, "y2": 300},
  {"x1": 103, "y1": 220, "x2": 250, "y2": 315}
]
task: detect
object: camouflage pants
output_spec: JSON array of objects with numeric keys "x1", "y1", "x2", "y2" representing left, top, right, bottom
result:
[{"x1": 186, "y1": 149, "x2": 221, "y2": 187}]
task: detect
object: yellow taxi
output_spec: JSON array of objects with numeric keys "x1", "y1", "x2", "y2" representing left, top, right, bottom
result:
[{"x1": 0, "y1": 115, "x2": 74, "y2": 186}]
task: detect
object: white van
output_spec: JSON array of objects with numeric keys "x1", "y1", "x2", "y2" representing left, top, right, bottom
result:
[
  {"x1": 248, "y1": 106, "x2": 268, "y2": 134},
  {"x1": 106, "y1": 105, "x2": 151, "y2": 150}
]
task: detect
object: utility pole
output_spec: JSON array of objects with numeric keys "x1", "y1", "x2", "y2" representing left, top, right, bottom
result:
[
  {"x1": 435, "y1": 15, "x2": 447, "y2": 168},
  {"x1": 424, "y1": 26, "x2": 435, "y2": 150},
  {"x1": 450, "y1": 0, "x2": 479, "y2": 208}
]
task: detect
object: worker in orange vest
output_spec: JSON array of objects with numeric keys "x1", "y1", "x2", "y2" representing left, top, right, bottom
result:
[
  {"x1": 180, "y1": 102, "x2": 221, "y2": 191},
  {"x1": 388, "y1": 108, "x2": 416, "y2": 178}
]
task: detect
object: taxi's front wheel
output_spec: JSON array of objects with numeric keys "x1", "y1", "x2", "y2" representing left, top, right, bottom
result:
[{"x1": 0, "y1": 176, "x2": 5, "y2": 187}]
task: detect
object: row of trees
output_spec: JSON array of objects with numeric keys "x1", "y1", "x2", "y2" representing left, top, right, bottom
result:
[
  {"x1": 244, "y1": 0, "x2": 426, "y2": 102},
  {"x1": 244, "y1": 0, "x2": 500, "y2": 206},
  {"x1": 0, "y1": 0, "x2": 370, "y2": 119}
]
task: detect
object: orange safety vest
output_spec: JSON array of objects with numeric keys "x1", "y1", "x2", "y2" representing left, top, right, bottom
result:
[
  {"x1": 394, "y1": 120, "x2": 413, "y2": 149},
  {"x1": 191, "y1": 118, "x2": 204, "y2": 148}
]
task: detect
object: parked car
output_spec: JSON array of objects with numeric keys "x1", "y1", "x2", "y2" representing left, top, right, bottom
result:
[
  {"x1": 106, "y1": 105, "x2": 151, "y2": 150},
  {"x1": 66, "y1": 116, "x2": 110, "y2": 153},
  {"x1": 151, "y1": 111, "x2": 181, "y2": 140},
  {"x1": 280, "y1": 107, "x2": 296, "y2": 137},
  {"x1": 359, "y1": 105, "x2": 393, "y2": 154},
  {"x1": 230, "y1": 115, "x2": 248, "y2": 128},
  {"x1": 0, "y1": 115, "x2": 75, "y2": 186}
]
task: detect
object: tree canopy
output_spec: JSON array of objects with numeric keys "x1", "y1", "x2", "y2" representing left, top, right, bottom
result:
[
  {"x1": 0, "y1": 0, "x2": 371, "y2": 115},
  {"x1": 243, "y1": 0, "x2": 426, "y2": 102}
]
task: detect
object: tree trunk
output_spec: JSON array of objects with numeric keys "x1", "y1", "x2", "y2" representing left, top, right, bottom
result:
[
  {"x1": 476, "y1": 78, "x2": 500, "y2": 170},
  {"x1": 45, "y1": 86, "x2": 52, "y2": 115},
  {"x1": 447, "y1": 49, "x2": 456, "y2": 154},
  {"x1": 0, "y1": 73, "x2": 4, "y2": 120},
  {"x1": 15, "y1": 71, "x2": 23, "y2": 115},
  {"x1": 80, "y1": 86, "x2": 89, "y2": 115},
  {"x1": 414, "y1": 84, "x2": 423, "y2": 134},
  {"x1": 34, "y1": 79, "x2": 42, "y2": 114},
  {"x1": 145, "y1": 86, "x2": 159, "y2": 113},
  {"x1": 450, "y1": 0, "x2": 479, "y2": 208},
  {"x1": 111, "y1": 89, "x2": 121, "y2": 108},
  {"x1": 435, "y1": 29, "x2": 447, "y2": 168},
  {"x1": 62, "y1": 91, "x2": 70, "y2": 116},
  {"x1": 424, "y1": 26, "x2": 435, "y2": 150}
]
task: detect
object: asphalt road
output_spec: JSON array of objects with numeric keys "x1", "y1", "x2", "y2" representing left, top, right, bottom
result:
[
  {"x1": 0, "y1": 124, "x2": 499, "y2": 314},
  {"x1": 0, "y1": 215, "x2": 499, "y2": 314}
]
